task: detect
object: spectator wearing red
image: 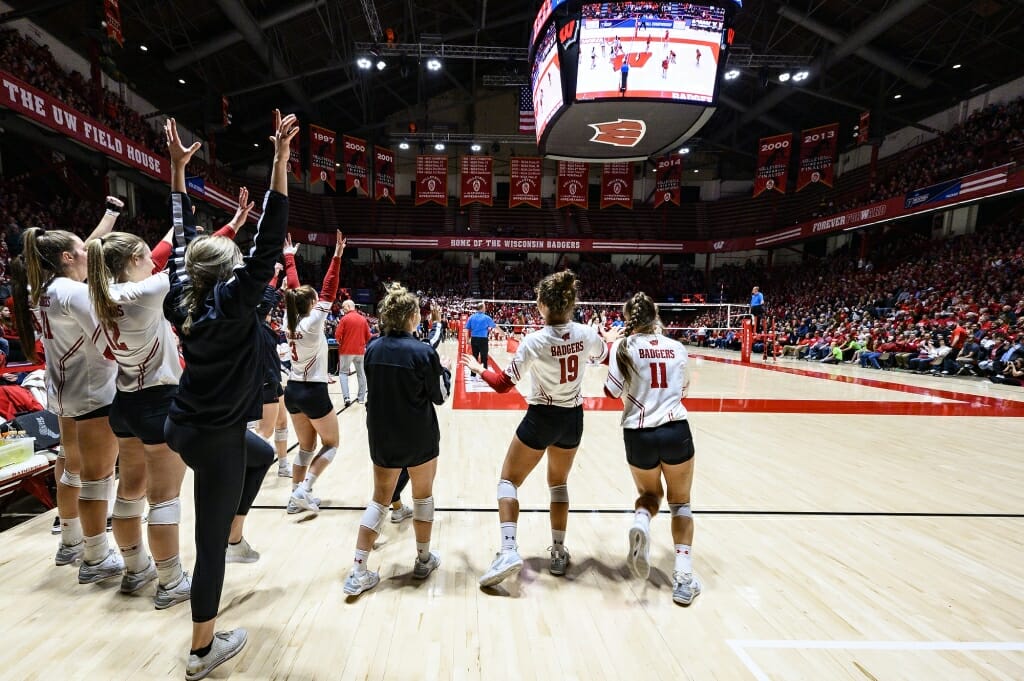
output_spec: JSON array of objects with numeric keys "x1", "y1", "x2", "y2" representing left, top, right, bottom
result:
[{"x1": 335, "y1": 299, "x2": 371, "y2": 407}]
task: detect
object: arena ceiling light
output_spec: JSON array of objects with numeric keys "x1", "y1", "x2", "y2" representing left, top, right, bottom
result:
[
  {"x1": 376, "y1": 59, "x2": 387, "y2": 71},
  {"x1": 952, "y1": 63, "x2": 962, "y2": 69},
  {"x1": 357, "y1": 57, "x2": 372, "y2": 70},
  {"x1": 678, "y1": 147, "x2": 690, "y2": 155},
  {"x1": 434, "y1": 142, "x2": 445, "y2": 151},
  {"x1": 724, "y1": 69, "x2": 740, "y2": 80},
  {"x1": 139, "y1": 44, "x2": 148, "y2": 52},
  {"x1": 893, "y1": 93, "x2": 902, "y2": 100},
  {"x1": 399, "y1": 142, "x2": 410, "y2": 150},
  {"x1": 778, "y1": 72, "x2": 791, "y2": 83},
  {"x1": 793, "y1": 70, "x2": 809, "y2": 82},
  {"x1": 178, "y1": 78, "x2": 186, "y2": 85},
  {"x1": 426, "y1": 58, "x2": 442, "y2": 72},
  {"x1": 470, "y1": 143, "x2": 482, "y2": 152}
]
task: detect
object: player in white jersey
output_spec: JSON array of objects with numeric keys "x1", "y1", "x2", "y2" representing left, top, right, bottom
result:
[
  {"x1": 87, "y1": 228, "x2": 191, "y2": 609},
  {"x1": 604, "y1": 293, "x2": 700, "y2": 605},
  {"x1": 9, "y1": 198, "x2": 131, "y2": 582},
  {"x1": 281, "y1": 231, "x2": 344, "y2": 514},
  {"x1": 463, "y1": 271, "x2": 618, "y2": 586}
]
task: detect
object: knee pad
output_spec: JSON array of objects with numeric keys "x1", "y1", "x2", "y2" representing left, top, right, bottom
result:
[
  {"x1": 59, "y1": 469, "x2": 82, "y2": 488},
  {"x1": 412, "y1": 496, "x2": 434, "y2": 523},
  {"x1": 317, "y1": 445, "x2": 337, "y2": 464},
  {"x1": 549, "y1": 484, "x2": 569, "y2": 504},
  {"x1": 274, "y1": 428, "x2": 289, "y2": 443},
  {"x1": 359, "y1": 501, "x2": 387, "y2": 534},
  {"x1": 296, "y1": 448, "x2": 315, "y2": 466},
  {"x1": 56, "y1": 449, "x2": 66, "y2": 461},
  {"x1": 669, "y1": 503, "x2": 692, "y2": 519},
  {"x1": 80, "y1": 475, "x2": 113, "y2": 502},
  {"x1": 113, "y1": 496, "x2": 146, "y2": 520},
  {"x1": 497, "y1": 479, "x2": 517, "y2": 501},
  {"x1": 148, "y1": 498, "x2": 181, "y2": 526}
]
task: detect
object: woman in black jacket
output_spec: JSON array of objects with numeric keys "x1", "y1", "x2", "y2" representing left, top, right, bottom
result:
[{"x1": 162, "y1": 111, "x2": 296, "y2": 680}]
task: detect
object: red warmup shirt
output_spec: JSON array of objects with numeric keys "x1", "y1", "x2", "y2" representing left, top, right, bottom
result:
[{"x1": 335, "y1": 310, "x2": 371, "y2": 355}]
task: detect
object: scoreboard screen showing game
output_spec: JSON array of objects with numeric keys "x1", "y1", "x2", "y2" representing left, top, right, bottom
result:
[
  {"x1": 576, "y1": 2, "x2": 725, "y2": 104},
  {"x1": 532, "y1": 22, "x2": 565, "y2": 141}
]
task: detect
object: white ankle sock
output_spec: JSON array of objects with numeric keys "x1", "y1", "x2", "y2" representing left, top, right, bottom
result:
[
  {"x1": 62, "y1": 517, "x2": 83, "y2": 546},
  {"x1": 500, "y1": 522, "x2": 517, "y2": 552},
  {"x1": 416, "y1": 542, "x2": 431, "y2": 562},
  {"x1": 353, "y1": 549, "x2": 369, "y2": 573},
  {"x1": 551, "y1": 529, "x2": 566, "y2": 546},
  {"x1": 122, "y1": 546, "x2": 150, "y2": 573},
  {"x1": 674, "y1": 544, "x2": 693, "y2": 574},
  {"x1": 83, "y1": 533, "x2": 109, "y2": 564},
  {"x1": 302, "y1": 473, "x2": 318, "y2": 492},
  {"x1": 155, "y1": 555, "x2": 183, "y2": 588},
  {"x1": 634, "y1": 508, "x2": 652, "y2": 531}
]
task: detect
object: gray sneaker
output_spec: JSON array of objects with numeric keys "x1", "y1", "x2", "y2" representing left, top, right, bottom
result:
[
  {"x1": 121, "y1": 559, "x2": 157, "y2": 594},
  {"x1": 672, "y1": 571, "x2": 702, "y2": 606},
  {"x1": 390, "y1": 504, "x2": 413, "y2": 523},
  {"x1": 185, "y1": 628, "x2": 248, "y2": 681},
  {"x1": 412, "y1": 552, "x2": 440, "y2": 579},
  {"x1": 627, "y1": 524, "x2": 651, "y2": 580},
  {"x1": 288, "y1": 488, "x2": 320, "y2": 514},
  {"x1": 226, "y1": 538, "x2": 260, "y2": 564},
  {"x1": 277, "y1": 460, "x2": 293, "y2": 478},
  {"x1": 549, "y1": 545, "x2": 570, "y2": 576},
  {"x1": 77, "y1": 549, "x2": 124, "y2": 584},
  {"x1": 55, "y1": 540, "x2": 84, "y2": 566},
  {"x1": 479, "y1": 549, "x2": 523, "y2": 587},
  {"x1": 154, "y1": 571, "x2": 192, "y2": 610},
  {"x1": 343, "y1": 569, "x2": 380, "y2": 596}
]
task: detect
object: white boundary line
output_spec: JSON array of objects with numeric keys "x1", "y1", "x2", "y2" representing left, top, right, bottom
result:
[{"x1": 726, "y1": 639, "x2": 1024, "y2": 680}]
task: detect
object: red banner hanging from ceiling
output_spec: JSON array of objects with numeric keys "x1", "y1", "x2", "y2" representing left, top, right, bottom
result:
[
  {"x1": 797, "y1": 123, "x2": 839, "y2": 191},
  {"x1": 416, "y1": 155, "x2": 448, "y2": 206},
  {"x1": 858, "y1": 111, "x2": 871, "y2": 145},
  {"x1": 374, "y1": 146, "x2": 395, "y2": 204},
  {"x1": 654, "y1": 156, "x2": 682, "y2": 208},
  {"x1": 753, "y1": 132, "x2": 792, "y2": 197},
  {"x1": 460, "y1": 156, "x2": 493, "y2": 207},
  {"x1": 510, "y1": 157, "x2": 542, "y2": 208},
  {"x1": 341, "y1": 134, "x2": 368, "y2": 195},
  {"x1": 104, "y1": 0, "x2": 124, "y2": 47},
  {"x1": 556, "y1": 161, "x2": 588, "y2": 209},
  {"x1": 309, "y1": 125, "x2": 336, "y2": 190},
  {"x1": 600, "y1": 162, "x2": 633, "y2": 209}
]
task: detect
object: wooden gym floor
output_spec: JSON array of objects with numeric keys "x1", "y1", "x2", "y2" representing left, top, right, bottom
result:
[{"x1": 2, "y1": 342, "x2": 1023, "y2": 680}]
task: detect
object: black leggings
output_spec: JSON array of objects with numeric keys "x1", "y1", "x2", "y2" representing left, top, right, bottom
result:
[
  {"x1": 164, "y1": 420, "x2": 275, "y2": 623},
  {"x1": 470, "y1": 337, "x2": 489, "y2": 376},
  {"x1": 392, "y1": 467, "x2": 410, "y2": 504}
]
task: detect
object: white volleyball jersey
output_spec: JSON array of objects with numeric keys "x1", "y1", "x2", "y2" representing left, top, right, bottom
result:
[
  {"x1": 504, "y1": 322, "x2": 607, "y2": 407},
  {"x1": 286, "y1": 300, "x2": 330, "y2": 383},
  {"x1": 605, "y1": 333, "x2": 689, "y2": 429},
  {"x1": 35, "y1": 277, "x2": 116, "y2": 416},
  {"x1": 102, "y1": 273, "x2": 182, "y2": 392}
]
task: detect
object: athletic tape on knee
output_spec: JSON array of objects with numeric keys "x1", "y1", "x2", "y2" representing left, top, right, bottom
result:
[
  {"x1": 113, "y1": 496, "x2": 146, "y2": 519},
  {"x1": 359, "y1": 501, "x2": 387, "y2": 534},
  {"x1": 296, "y1": 448, "x2": 315, "y2": 466},
  {"x1": 80, "y1": 475, "x2": 113, "y2": 502},
  {"x1": 549, "y1": 484, "x2": 569, "y2": 504},
  {"x1": 669, "y1": 503, "x2": 692, "y2": 519},
  {"x1": 274, "y1": 428, "x2": 289, "y2": 443},
  {"x1": 148, "y1": 498, "x2": 181, "y2": 525},
  {"x1": 412, "y1": 496, "x2": 435, "y2": 523},
  {"x1": 59, "y1": 469, "x2": 82, "y2": 488},
  {"x1": 317, "y1": 445, "x2": 337, "y2": 464},
  {"x1": 497, "y1": 479, "x2": 517, "y2": 501}
]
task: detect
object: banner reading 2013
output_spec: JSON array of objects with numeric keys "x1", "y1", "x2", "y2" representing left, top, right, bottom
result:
[
  {"x1": 797, "y1": 123, "x2": 838, "y2": 191},
  {"x1": 309, "y1": 125, "x2": 336, "y2": 190},
  {"x1": 754, "y1": 133, "x2": 792, "y2": 197}
]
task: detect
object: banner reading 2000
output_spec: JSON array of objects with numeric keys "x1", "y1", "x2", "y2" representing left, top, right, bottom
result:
[
  {"x1": 309, "y1": 125, "x2": 336, "y2": 190},
  {"x1": 754, "y1": 133, "x2": 792, "y2": 197},
  {"x1": 342, "y1": 134, "x2": 368, "y2": 195}
]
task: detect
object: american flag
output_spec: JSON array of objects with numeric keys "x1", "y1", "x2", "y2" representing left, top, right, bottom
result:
[{"x1": 518, "y1": 85, "x2": 536, "y2": 134}]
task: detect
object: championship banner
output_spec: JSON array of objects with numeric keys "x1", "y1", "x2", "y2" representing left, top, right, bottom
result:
[
  {"x1": 104, "y1": 0, "x2": 124, "y2": 47},
  {"x1": 654, "y1": 156, "x2": 682, "y2": 208},
  {"x1": 341, "y1": 134, "x2": 368, "y2": 195},
  {"x1": 287, "y1": 131, "x2": 303, "y2": 183},
  {"x1": 460, "y1": 156, "x2": 493, "y2": 207},
  {"x1": 858, "y1": 111, "x2": 871, "y2": 145},
  {"x1": 754, "y1": 133, "x2": 792, "y2": 197},
  {"x1": 556, "y1": 161, "x2": 588, "y2": 209},
  {"x1": 510, "y1": 157, "x2": 542, "y2": 208},
  {"x1": 415, "y1": 155, "x2": 448, "y2": 206},
  {"x1": 374, "y1": 146, "x2": 396, "y2": 204},
  {"x1": 309, "y1": 125, "x2": 336, "y2": 190},
  {"x1": 797, "y1": 123, "x2": 838, "y2": 191},
  {"x1": 600, "y1": 162, "x2": 633, "y2": 209}
]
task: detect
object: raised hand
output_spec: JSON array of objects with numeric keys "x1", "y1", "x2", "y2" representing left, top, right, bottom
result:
[
  {"x1": 462, "y1": 353, "x2": 484, "y2": 375},
  {"x1": 283, "y1": 233, "x2": 297, "y2": 256},
  {"x1": 269, "y1": 108, "x2": 299, "y2": 159},
  {"x1": 165, "y1": 118, "x2": 201, "y2": 167},
  {"x1": 230, "y1": 186, "x2": 255, "y2": 229},
  {"x1": 334, "y1": 230, "x2": 346, "y2": 257}
]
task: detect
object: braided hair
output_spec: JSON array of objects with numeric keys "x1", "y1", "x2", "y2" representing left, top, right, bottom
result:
[{"x1": 615, "y1": 292, "x2": 659, "y2": 387}]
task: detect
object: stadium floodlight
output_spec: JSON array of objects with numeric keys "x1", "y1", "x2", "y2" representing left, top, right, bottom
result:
[
  {"x1": 399, "y1": 142, "x2": 410, "y2": 150},
  {"x1": 376, "y1": 60, "x2": 387, "y2": 71},
  {"x1": 434, "y1": 142, "x2": 445, "y2": 151},
  {"x1": 778, "y1": 72, "x2": 791, "y2": 83},
  {"x1": 724, "y1": 69, "x2": 740, "y2": 80},
  {"x1": 470, "y1": 143, "x2": 482, "y2": 152},
  {"x1": 357, "y1": 57, "x2": 372, "y2": 70},
  {"x1": 426, "y1": 58, "x2": 442, "y2": 71},
  {"x1": 793, "y1": 70, "x2": 809, "y2": 82}
]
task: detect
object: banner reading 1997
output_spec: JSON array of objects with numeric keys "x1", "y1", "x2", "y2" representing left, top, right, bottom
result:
[
  {"x1": 797, "y1": 123, "x2": 838, "y2": 191},
  {"x1": 309, "y1": 125, "x2": 336, "y2": 190},
  {"x1": 754, "y1": 133, "x2": 792, "y2": 197}
]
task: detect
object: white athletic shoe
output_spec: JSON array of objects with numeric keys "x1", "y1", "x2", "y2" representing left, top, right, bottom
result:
[
  {"x1": 154, "y1": 571, "x2": 192, "y2": 610},
  {"x1": 627, "y1": 524, "x2": 652, "y2": 580},
  {"x1": 288, "y1": 488, "x2": 320, "y2": 514},
  {"x1": 672, "y1": 572, "x2": 702, "y2": 606},
  {"x1": 120, "y1": 559, "x2": 157, "y2": 594},
  {"x1": 185, "y1": 628, "x2": 248, "y2": 681},
  {"x1": 77, "y1": 549, "x2": 124, "y2": 584},
  {"x1": 277, "y1": 460, "x2": 293, "y2": 478},
  {"x1": 548, "y1": 545, "x2": 570, "y2": 576},
  {"x1": 55, "y1": 540, "x2": 84, "y2": 566},
  {"x1": 226, "y1": 538, "x2": 260, "y2": 564},
  {"x1": 343, "y1": 569, "x2": 380, "y2": 596},
  {"x1": 390, "y1": 504, "x2": 413, "y2": 523},
  {"x1": 479, "y1": 549, "x2": 523, "y2": 587},
  {"x1": 412, "y1": 552, "x2": 440, "y2": 579}
]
